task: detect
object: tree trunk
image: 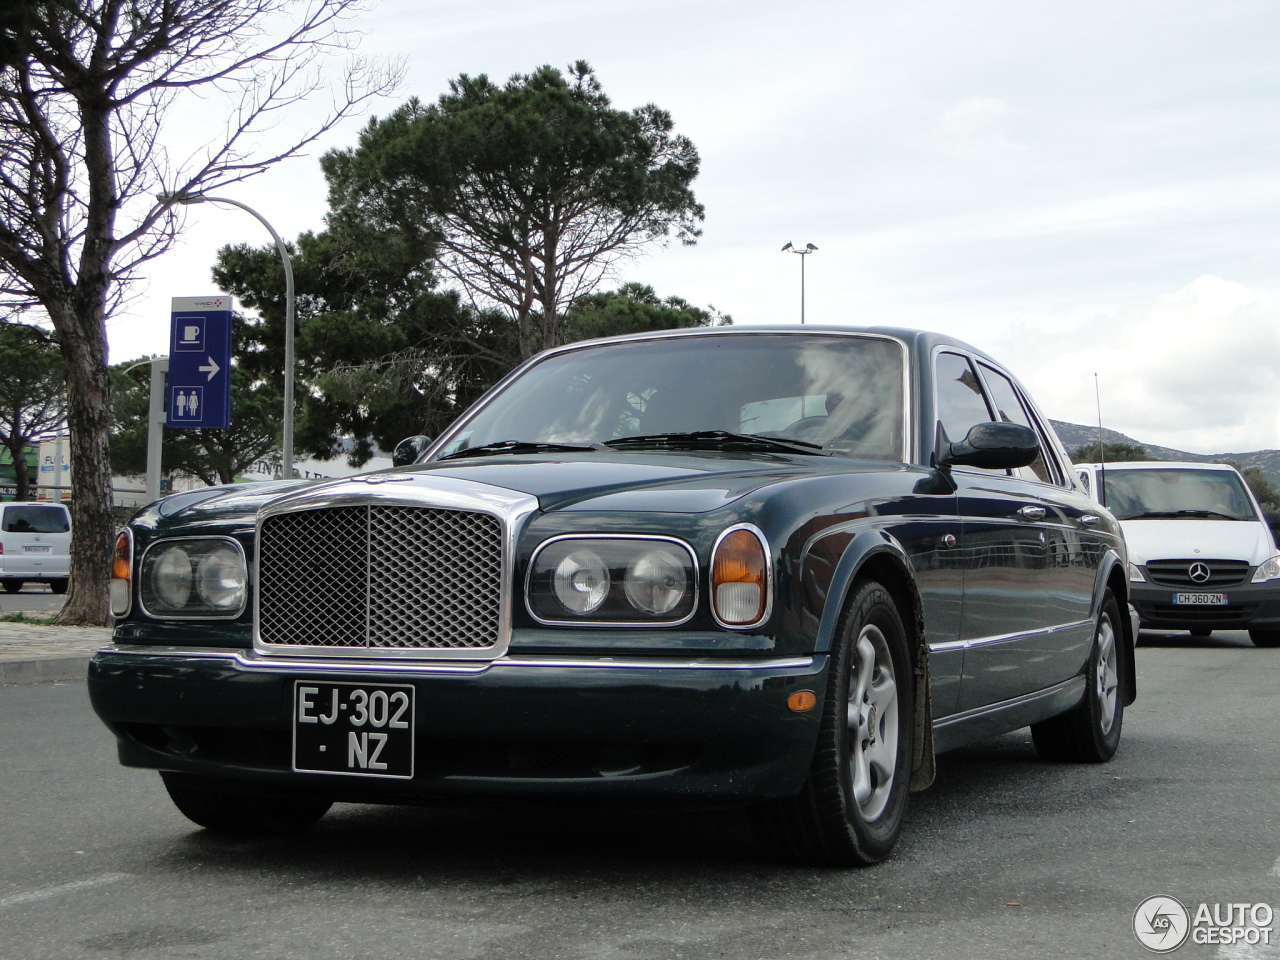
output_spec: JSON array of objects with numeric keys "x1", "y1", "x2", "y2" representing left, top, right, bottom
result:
[
  {"x1": 51, "y1": 299, "x2": 114, "y2": 627},
  {"x1": 14, "y1": 444, "x2": 30, "y2": 501}
]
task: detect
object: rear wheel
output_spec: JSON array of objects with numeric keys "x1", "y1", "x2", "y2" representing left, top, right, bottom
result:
[
  {"x1": 160, "y1": 773, "x2": 332, "y2": 835},
  {"x1": 49, "y1": 579, "x2": 68, "y2": 595},
  {"x1": 1032, "y1": 590, "x2": 1123, "y2": 763},
  {"x1": 1, "y1": 581, "x2": 21, "y2": 594},
  {"x1": 1248, "y1": 628, "x2": 1280, "y2": 648},
  {"x1": 751, "y1": 579, "x2": 913, "y2": 866}
]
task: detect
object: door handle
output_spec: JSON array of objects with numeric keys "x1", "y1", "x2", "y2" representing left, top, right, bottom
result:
[
  {"x1": 1080, "y1": 514, "x2": 1100, "y2": 526},
  {"x1": 1018, "y1": 505, "x2": 1046, "y2": 520}
]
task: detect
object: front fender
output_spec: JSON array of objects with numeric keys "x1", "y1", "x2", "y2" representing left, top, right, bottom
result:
[{"x1": 803, "y1": 526, "x2": 936, "y2": 791}]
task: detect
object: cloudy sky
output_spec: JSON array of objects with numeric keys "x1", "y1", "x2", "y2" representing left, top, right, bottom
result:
[{"x1": 109, "y1": 0, "x2": 1280, "y2": 455}]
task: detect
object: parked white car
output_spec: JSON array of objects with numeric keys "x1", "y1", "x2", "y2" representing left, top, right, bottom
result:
[
  {"x1": 1074, "y1": 461, "x2": 1280, "y2": 646},
  {"x1": 0, "y1": 501, "x2": 72, "y2": 594}
]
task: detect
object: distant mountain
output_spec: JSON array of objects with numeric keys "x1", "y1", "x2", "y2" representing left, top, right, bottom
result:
[{"x1": 1050, "y1": 420, "x2": 1280, "y2": 487}]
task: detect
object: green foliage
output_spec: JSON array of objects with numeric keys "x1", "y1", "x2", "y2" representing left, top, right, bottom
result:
[
  {"x1": 323, "y1": 61, "x2": 704, "y2": 358},
  {"x1": 561, "y1": 283, "x2": 731, "y2": 343},
  {"x1": 1071, "y1": 441, "x2": 1149, "y2": 463},
  {"x1": 0, "y1": 323, "x2": 66, "y2": 499}
]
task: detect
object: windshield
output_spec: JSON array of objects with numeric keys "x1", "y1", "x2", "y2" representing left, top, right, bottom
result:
[
  {"x1": 1101, "y1": 468, "x2": 1258, "y2": 521},
  {"x1": 435, "y1": 334, "x2": 907, "y2": 461}
]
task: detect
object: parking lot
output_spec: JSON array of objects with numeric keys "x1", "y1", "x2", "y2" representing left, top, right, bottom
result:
[{"x1": 1, "y1": 631, "x2": 1276, "y2": 960}]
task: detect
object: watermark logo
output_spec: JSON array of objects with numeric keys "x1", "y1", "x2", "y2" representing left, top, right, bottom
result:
[
  {"x1": 1133, "y1": 896, "x2": 1190, "y2": 953},
  {"x1": 1134, "y1": 898, "x2": 1275, "y2": 952}
]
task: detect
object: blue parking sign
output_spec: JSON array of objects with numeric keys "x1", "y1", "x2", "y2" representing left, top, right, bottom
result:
[{"x1": 168, "y1": 296, "x2": 232, "y2": 428}]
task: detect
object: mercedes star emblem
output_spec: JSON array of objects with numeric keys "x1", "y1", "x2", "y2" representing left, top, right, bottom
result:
[{"x1": 1188, "y1": 562, "x2": 1211, "y2": 583}]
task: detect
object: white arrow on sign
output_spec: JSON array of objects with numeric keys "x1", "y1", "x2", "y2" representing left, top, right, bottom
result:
[{"x1": 198, "y1": 356, "x2": 221, "y2": 381}]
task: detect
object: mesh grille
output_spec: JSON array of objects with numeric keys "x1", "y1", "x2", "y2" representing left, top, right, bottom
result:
[
  {"x1": 258, "y1": 505, "x2": 503, "y2": 650},
  {"x1": 1145, "y1": 559, "x2": 1250, "y2": 588}
]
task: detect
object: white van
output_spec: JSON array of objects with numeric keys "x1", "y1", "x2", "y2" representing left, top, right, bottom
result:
[
  {"x1": 0, "y1": 501, "x2": 72, "y2": 594},
  {"x1": 1074, "y1": 461, "x2": 1280, "y2": 646}
]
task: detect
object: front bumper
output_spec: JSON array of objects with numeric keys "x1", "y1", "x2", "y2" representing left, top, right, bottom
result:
[
  {"x1": 1130, "y1": 579, "x2": 1280, "y2": 631},
  {"x1": 88, "y1": 645, "x2": 827, "y2": 804}
]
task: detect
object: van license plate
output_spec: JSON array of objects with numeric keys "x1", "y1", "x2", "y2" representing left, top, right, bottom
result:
[
  {"x1": 292, "y1": 681, "x2": 414, "y2": 779},
  {"x1": 1174, "y1": 593, "x2": 1227, "y2": 605},
  {"x1": 23, "y1": 545, "x2": 51, "y2": 553}
]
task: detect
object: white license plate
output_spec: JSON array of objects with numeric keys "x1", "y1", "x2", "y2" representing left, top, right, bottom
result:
[
  {"x1": 1174, "y1": 593, "x2": 1227, "y2": 605},
  {"x1": 23, "y1": 545, "x2": 51, "y2": 553}
]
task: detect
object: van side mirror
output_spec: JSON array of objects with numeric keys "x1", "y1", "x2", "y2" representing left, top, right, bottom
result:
[
  {"x1": 392, "y1": 435, "x2": 432, "y2": 467},
  {"x1": 938, "y1": 422, "x2": 1040, "y2": 471}
]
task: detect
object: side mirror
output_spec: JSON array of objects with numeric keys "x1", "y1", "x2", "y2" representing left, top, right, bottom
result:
[
  {"x1": 938, "y1": 422, "x2": 1040, "y2": 471},
  {"x1": 392, "y1": 435, "x2": 432, "y2": 467}
]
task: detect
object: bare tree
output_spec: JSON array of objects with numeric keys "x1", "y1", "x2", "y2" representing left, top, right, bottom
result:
[{"x1": 0, "y1": 0, "x2": 400, "y2": 624}]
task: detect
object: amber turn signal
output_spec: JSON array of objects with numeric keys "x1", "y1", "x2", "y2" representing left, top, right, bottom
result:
[
  {"x1": 787, "y1": 690, "x2": 818, "y2": 712},
  {"x1": 711, "y1": 526, "x2": 768, "y2": 626}
]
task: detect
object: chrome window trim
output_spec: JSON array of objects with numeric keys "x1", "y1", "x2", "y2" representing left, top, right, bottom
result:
[
  {"x1": 252, "y1": 475, "x2": 539, "y2": 661},
  {"x1": 525, "y1": 534, "x2": 700, "y2": 628},
  {"x1": 98, "y1": 644, "x2": 820, "y2": 676},
  {"x1": 710, "y1": 522, "x2": 774, "y2": 630},
  {"x1": 137, "y1": 535, "x2": 248, "y2": 620},
  {"x1": 423, "y1": 329, "x2": 913, "y2": 467}
]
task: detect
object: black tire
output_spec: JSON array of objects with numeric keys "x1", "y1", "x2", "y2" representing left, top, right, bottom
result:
[
  {"x1": 160, "y1": 773, "x2": 332, "y2": 835},
  {"x1": 2, "y1": 581, "x2": 22, "y2": 594},
  {"x1": 1032, "y1": 589, "x2": 1124, "y2": 763},
  {"x1": 49, "y1": 579, "x2": 68, "y2": 595},
  {"x1": 751, "y1": 579, "x2": 913, "y2": 866},
  {"x1": 1248, "y1": 628, "x2": 1280, "y2": 648},
  {"x1": 1189, "y1": 626, "x2": 1212, "y2": 639}
]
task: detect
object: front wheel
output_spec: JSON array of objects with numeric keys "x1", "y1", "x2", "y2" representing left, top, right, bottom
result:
[
  {"x1": 751, "y1": 579, "x2": 914, "y2": 866},
  {"x1": 1032, "y1": 590, "x2": 1123, "y2": 763},
  {"x1": 161, "y1": 773, "x2": 332, "y2": 835},
  {"x1": 1248, "y1": 628, "x2": 1280, "y2": 648},
  {"x1": 49, "y1": 579, "x2": 68, "y2": 595}
]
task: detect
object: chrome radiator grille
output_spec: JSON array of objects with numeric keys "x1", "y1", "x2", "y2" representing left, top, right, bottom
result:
[{"x1": 257, "y1": 505, "x2": 504, "y2": 650}]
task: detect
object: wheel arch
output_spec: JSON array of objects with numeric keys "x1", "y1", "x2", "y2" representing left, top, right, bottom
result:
[
  {"x1": 1096, "y1": 549, "x2": 1137, "y2": 707},
  {"x1": 810, "y1": 530, "x2": 936, "y2": 792}
]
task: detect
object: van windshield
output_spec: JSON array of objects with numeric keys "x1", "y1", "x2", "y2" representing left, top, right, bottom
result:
[{"x1": 1101, "y1": 469, "x2": 1258, "y2": 522}]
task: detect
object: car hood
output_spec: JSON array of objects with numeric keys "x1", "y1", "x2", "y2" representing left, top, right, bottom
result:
[
  {"x1": 143, "y1": 452, "x2": 909, "y2": 528},
  {"x1": 1121, "y1": 518, "x2": 1277, "y2": 565}
]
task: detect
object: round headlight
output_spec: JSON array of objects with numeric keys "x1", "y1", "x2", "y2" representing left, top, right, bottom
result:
[
  {"x1": 553, "y1": 548, "x2": 610, "y2": 614},
  {"x1": 152, "y1": 547, "x2": 193, "y2": 608},
  {"x1": 196, "y1": 544, "x2": 247, "y2": 609},
  {"x1": 624, "y1": 548, "x2": 687, "y2": 616}
]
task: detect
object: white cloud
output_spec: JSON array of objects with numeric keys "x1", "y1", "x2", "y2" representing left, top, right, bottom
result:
[
  {"x1": 931, "y1": 96, "x2": 1023, "y2": 156},
  {"x1": 1029, "y1": 275, "x2": 1280, "y2": 454}
]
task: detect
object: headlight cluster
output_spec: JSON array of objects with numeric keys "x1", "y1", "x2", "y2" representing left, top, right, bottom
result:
[
  {"x1": 140, "y1": 538, "x2": 247, "y2": 617},
  {"x1": 1253, "y1": 556, "x2": 1280, "y2": 583},
  {"x1": 1128, "y1": 561, "x2": 1146, "y2": 583},
  {"x1": 528, "y1": 537, "x2": 697, "y2": 624}
]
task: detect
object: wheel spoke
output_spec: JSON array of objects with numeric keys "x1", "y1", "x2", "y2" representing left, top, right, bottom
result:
[{"x1": 847, "y1": 624, "x2": 899, "y2": 819}]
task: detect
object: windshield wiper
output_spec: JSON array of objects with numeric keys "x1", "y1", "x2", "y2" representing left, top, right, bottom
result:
[
  {"x1": 1126, "y1": 509, "x2": 1243, "y2": 521},
  {"x1": 602, "y1": 431, "x2": 829, "y2": 456},
  {"x1": 438, "y1": 440, "x2": 602, "y2": 461}
]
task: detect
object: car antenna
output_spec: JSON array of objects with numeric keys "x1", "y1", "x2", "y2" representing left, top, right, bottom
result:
[{"x1": 1095, "y1": 372, "x2": 1107, "y2": 508}]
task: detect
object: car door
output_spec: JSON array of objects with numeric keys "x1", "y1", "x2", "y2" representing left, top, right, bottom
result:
[{"x1": 934, "y1": 351, "x2": 1064, "y2": 713}]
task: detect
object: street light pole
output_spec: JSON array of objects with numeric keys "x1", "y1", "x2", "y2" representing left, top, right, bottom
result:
[
  {"x1": 781, "y1": 242, "x2": 818, "y2": 324},
  {"x1": 156, "y1": 192, "x2": 296, "y2": 479}
]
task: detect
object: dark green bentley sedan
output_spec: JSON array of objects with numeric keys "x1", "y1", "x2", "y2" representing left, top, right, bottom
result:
[{"x1": 89, "y1": 326, "x2": 1136, "y2": 865}]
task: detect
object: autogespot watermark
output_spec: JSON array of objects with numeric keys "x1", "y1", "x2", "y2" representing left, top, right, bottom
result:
[{"x1": 1133, "y1": 896, "x2": 1275, "y2": 952}]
